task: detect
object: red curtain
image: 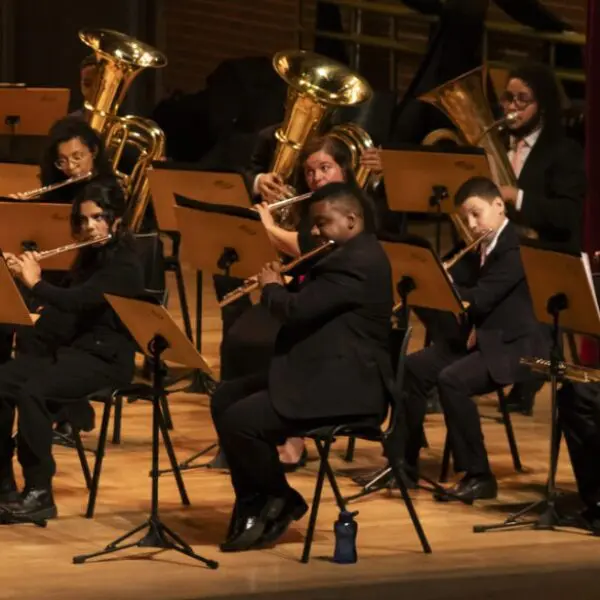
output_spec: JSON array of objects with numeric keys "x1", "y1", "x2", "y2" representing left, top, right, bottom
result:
[{"x1": 581, "y1": 0, "x2": 600, "y2": 364}]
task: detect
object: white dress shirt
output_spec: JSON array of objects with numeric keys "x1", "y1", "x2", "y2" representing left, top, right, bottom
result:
[
  {"x1": 480, "y1": 217, "x2": 509, "y2": 265},
  {"x1": 508, "y1": 128, "x2": 542, "y2": 211}
]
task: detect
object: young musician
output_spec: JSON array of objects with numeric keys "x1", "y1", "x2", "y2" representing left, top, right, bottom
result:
[
  {"x1": 0, "y1": 181, "x2": 144, "y2": 521},
  {"x1": 557, "y1": 382, "x2": 600, "y2": 535},
  {"x1": 498, "y1": 63, "x2": 586, "y2": 414},
  {"x1": 71, "y1": 55, "x2": 100, "y2": 117},
  {"x1": 211, "y1": 182, "x2": 394, "y2": 552},
  {"x1": 396, "y1": 176, "x2": 545, "y2": 502}
]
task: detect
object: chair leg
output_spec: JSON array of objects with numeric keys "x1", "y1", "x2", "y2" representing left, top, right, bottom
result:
[
  {"x1": 301, "y1": 437, "x2": 333, "y2": 564},
  {"x1": 317, "y1": 440, "x2": 347, "y2": 511},
  {"x1": 72, "y1": 429, "x2": 92, "y2": 490},
  {"x1": 343, "y1": 436, "x2": 355, "y2": 462},
  {"x1": 439, "y1": 434, "x2": 451, "y2": 482},
  {"x1": 111, "y1": 397, "x2": 123, "y2": 445},
  {"x1": 160, "y1": 394, "x2": 174, "y2": 431},
  {"x1": 496, "y1": 388, "x2": 523, "y2": 472},
  {"x1": 387, "y1": 455, "x2": 432, "y2": 554},
  {"x1": 157, "y1": 401, "x2": 190, "y2": 506},
  {"x1": 85, "y1": 400, "x2": 113, "y2": 518}
]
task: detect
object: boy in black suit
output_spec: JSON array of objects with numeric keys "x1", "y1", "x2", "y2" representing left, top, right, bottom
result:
[
  {"x1": 399, "y1": 176, "x2": 545, "y2": 502},
  {"x1": 211, "y1": 182, "x2": 394, "y2": 552}
]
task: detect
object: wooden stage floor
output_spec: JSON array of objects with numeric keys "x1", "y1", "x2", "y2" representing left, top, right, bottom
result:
[{"x1": 2, "y1": 238, "x2": 600, "y2": 600}]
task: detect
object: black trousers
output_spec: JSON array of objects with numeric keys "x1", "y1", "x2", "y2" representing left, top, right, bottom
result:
[
  {"x1": 0, "y1": 348, "x2": 125, "y2": 488},
  {"x1": 396, "y1": 343, "x2": 497, "y2": 476},
  {"x1": 211, "y1": 373, "x2": 378, "y2": 504},
  {"x1": 557, "y1": 382, "x2": 600, "y2": 508}
]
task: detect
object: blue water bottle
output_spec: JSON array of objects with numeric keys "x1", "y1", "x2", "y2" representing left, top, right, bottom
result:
[{"x1": 333, "y1": 510, "x2": 358, "y2": 564}]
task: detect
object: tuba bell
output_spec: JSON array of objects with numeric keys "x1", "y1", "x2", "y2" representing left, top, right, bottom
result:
[
  {"x1": 269, "y1": 50, "x2": 373, "y2": 226},
  {"x1": 418, "y1": 66, "x2": 519, "y2": 245},
  {"x1": 79, "y1": 28, "x2": 167, "y2": 231}
]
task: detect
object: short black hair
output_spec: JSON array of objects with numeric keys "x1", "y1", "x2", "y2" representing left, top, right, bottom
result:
[
  {"x1": 309, "y1": 180, "x2": 375, "y2": 225},
  {"x1": 454, "y1": 176, "x2": 501, "y2": 207}
]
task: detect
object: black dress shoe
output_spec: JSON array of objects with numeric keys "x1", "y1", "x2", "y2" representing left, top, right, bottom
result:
[
  {"x1": 2, "y1": 487, "x2": 57, "y2": 521},
  {"x1": 580, "y1": 504, "x2": 600, "y2": 536},
  {"x1": 220, "y1": 496, "x2": 286, "y2": 552},
  {"x1": 0, "y1": 475, "x2": 19, "y2": 504},
  {"x1": 434, "y1": 474, "x2": 498, "y2": 503},
  {"x1": 255, "y1": 488, "x2": 308, "y2": 547}
]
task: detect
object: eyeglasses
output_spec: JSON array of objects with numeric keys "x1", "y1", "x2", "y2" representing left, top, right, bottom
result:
[
  {"x1": 500, "y1": 92, "x2": 536, "y2": 109},
  {"x1": 55, "y1": 150, "x2": 91, "y2": 170}
]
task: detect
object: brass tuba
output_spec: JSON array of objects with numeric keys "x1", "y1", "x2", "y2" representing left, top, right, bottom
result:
[
  {"x1": 418, "y1": 66, "x2": 518, "y2": 244},
  {"x1": 270, "y1": 51, "x2": 373, "y2": 225},
  {"x1": 79, "y1": 28, "x2": 167, "y2": 231}
]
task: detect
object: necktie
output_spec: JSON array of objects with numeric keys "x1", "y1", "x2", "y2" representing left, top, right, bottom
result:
[{"x1": 511, "y1": 139, "x2": 527, "y2": 177}]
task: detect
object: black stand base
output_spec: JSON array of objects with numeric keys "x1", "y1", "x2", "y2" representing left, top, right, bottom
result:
[
  {"x1": 157, "y1": 443, "x2": 228, "y2": 476},
  {"x1": 346, "y1": 464, "x2": 473, "y2": 506},
  {"x1": 473, "y1": 498, "x2": 564, "y2": 534},
  {"x1": 73, "y1": 334, "x2": 218, "y2": 569},
  {"x1": 73, "y1": 515, "x2": 218, "y2": 567}
]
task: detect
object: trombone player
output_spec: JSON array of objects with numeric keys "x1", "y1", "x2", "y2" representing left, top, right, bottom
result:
[{"x1": 497, "y1": 63, "x2": 586, "y2": 415}]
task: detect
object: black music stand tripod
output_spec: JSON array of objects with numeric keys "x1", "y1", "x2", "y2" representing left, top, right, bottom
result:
[
  {"x1": 73, "y1": 295, "x2": 218, "y2": 568},
  {"x1": 474, "y1": 244, "x2": 600, "y2": 534},
  {"x1": 347, "y1": 239, "x2": 472, "y2": 505}
]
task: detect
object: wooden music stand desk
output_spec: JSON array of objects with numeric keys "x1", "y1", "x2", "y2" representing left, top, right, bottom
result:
[
  {"x1": 380, "y1": 144, "x2": 491, "y2": 214},
  {"x1": 0, "y1": 163, "x2": 39, "y2": 197},
  {"x1": 0, "y1": 202, "x2": 73, "y2": 270},
  {"x1": 148, "y1": 164, "x2": 252, "y2": 233},
  {"x1": 381, "y1": 237, "x2": 464, "y2": 317},
  {"x1": 0, "y1": 87, "x2": 70, "y2": 136},
  {"x1": 174, "y1": 196, "x2": 277, "y2": 279},
  {"x1": 0, "y1": 258, "x2": 36, "y2": 327}
]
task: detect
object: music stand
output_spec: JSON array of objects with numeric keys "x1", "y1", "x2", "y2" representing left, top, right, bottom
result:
[
  {"x1": 165, "y1": 196, "x2": 277, "y2": 470},
  {"x1": 473, "y1": 243, "x2": 600, "y2": 534},
  {"x1": 380, "y1": 144, "x2": 491, "y2": 254},
  {"x1": 0, "y1": 202, "x2": 73, "y2": 270},
  {"x1": 0, "y1": 163, "x2": 39, "y2": 197},
  {"x1": 0, "y1": 87, "x2": 70, "y2": 162},
  {"x1": 73, "y1": 295, "x2": 218, "y2": 569},
  {"x1": 346, "y1": 237, "x2": 470, "y2": 504}
]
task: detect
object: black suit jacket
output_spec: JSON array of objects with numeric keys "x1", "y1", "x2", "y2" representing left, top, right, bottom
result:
[
  {"x1": 452, "y1": 221, "x2": 547, "y2": 385},
  {"x1": 261, "y1": 232, "x2": 394, "y2": 421},
  {"x1": 26, "y1": 239, "x2": 145, "y2": 377},
  {"x1": 507, "y1": 130, "x2": 586, "y2": 252}
]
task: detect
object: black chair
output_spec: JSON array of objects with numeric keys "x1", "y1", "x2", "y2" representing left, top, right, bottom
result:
[
  {"x1": 300, "y1": 327, "x2": 432, "y2": 563},
  {"x1": 439, "y1": 386, "x2": 523, "y2": 483}
]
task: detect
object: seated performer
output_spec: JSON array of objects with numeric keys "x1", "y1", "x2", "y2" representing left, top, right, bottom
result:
[
  {"x1": 557, "y1": 384, "x2": 600, "y2": 535},
  {"x1": 211, "y1": 182, "x2": 394, "y2": 551},
  {"x1": 397, "y1": 176, "x2": 546, "y2": 502},
  {"x1": 0, "y1": 180, "x2": 144, "y2": 521}
]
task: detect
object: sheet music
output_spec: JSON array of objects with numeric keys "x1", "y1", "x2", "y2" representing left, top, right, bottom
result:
[{"x1": 581, "y1": 252, "x2": 600, "y2": 319}]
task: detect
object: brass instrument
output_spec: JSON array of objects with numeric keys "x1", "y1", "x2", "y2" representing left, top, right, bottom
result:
[
  {"x1": 270, "y1": 50, "x2": 372, "y2": 226},
  {"x1": 37, "y1": 235, "x2": 113, "y2": 260},
  {"x1": 219, "y1": 240, "x2": 335, "y2": 308},
  {"x1": 419, "y1": 66, "x2": 519, "y2": 244},
  {"x1": 79, "y1": 28, "x2": 167, "y2": 232},
  {"x1": 520, "y1": 357, "x2": 600, "y2": 384},
  {"x1": 10, "y1": 171, "x2": 94, "y2": 200},
  {"x1": 391, "y1": 229, "x2": 492, "y2": 314}
]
